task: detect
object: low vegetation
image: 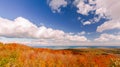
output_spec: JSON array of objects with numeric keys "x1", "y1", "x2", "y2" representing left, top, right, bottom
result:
[{"x1": 0, "y1": 42, "x2": 120, "y2": 67}]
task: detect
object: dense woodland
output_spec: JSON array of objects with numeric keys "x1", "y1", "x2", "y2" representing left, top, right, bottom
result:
[{"x1": 0, "y1": 42, "x2": 120, "y2": 67}]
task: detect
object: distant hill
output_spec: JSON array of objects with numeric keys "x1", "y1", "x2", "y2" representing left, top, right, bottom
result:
[{"x1": 0, "y1": 42, "x2": 120, "y2": 67}]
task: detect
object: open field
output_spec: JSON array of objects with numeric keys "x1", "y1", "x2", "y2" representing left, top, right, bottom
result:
[{"x1": 0, "y1": 42, "x2": 120, "y2": 67}]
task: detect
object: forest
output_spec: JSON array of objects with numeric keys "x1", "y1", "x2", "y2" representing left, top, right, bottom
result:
[{"x1": 0, "y1": 42, "x2": 120, "y2": 67}]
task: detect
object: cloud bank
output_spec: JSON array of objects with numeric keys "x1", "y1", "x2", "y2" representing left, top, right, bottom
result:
[
  {"x1": 0, "y1": 17, "x2": 89, "y2": 46},
  {"x1": 95, "y1": 33, "x2": 120, "y2": 42},
  {"x1": 0, "y1": 17, "x2": 119, "y2": 46}
]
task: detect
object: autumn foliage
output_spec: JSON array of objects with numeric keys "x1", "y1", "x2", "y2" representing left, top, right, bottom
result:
[{"x1": 0, "y1": 42, "x2": 120, "y2": 67}]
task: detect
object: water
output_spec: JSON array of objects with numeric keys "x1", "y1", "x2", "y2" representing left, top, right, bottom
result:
[{"x1": 32, "y1": 46, "x2": 120, "y2": 49}]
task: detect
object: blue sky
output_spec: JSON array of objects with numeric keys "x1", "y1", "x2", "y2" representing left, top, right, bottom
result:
[
  {"x1": 0, "y1": 0, "x2": 120, "y2": 46},
  {"x1": 0, "y1": 0, "x2": 103, "y2": 32}
]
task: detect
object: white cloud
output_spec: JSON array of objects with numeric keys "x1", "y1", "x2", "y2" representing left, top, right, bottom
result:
[
  {"x1": 78, "y1": 31, "x2": 86, "y2": 35},
  {"x1": 73, "y1": 0, "x2": 100, "y2": 25},
  {"x1": 96, "y1": 0, "x2": 120, "y2": 32},
  {"x1": 116, "y1": 32, "x2": 120, "y2": 35},
  {"x1": 0, "y1": 17, "x2": 37, "y2": 38},
  {"x1": 83, "y1": 21, "x2": 91, "y2": 25},
  {"x1": 1, "y1": 36, "x2": 120, "y2": 46},
  {"x1": 73, "y1": 0, "x2": 95, "y2": 15},
  {"x1": 97, "y1": 20, "x2": 120, "y2": 32},
  {"x1": 0, "y1": 37, "x2": 33, "y2": 45},
  {"x1": 73, "y1": 0, "x2": 120, "y2": 29},
  {"x1": 48, "y1": 0, "x2": 120, "y2": 30},
  {"x1": 95, "y1": 33, "x2": 120, "y2": 42},
  {"x1": 95, "y1": 0, "x2": 120, "y2": 19},
  {"x1": 0, "y1": 17, "x2": 89, "y2": 46},
  {"x1": 48, "y1": 0, "x2": 67, "y2": 13}
]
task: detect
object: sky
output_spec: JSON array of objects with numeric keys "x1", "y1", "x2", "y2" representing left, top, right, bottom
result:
[{"x1": 0, "y1": 0, "x2": 120, "y2": 46}]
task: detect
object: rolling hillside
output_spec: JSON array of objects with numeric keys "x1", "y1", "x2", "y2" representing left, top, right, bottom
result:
[{"x1": 0, "y1": 42, "x2": 120, "y2": 67}]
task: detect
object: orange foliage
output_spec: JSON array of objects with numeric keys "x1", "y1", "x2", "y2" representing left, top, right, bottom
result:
[{"x1": 0, "y1": 42, "x2": 120, "y2": 67}]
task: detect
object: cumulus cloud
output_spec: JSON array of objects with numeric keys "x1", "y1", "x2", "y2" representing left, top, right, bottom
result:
[
  {"x1": 73, "y1": 0, "x2": 95, "y2": 15},
  {"x1": 95, "y1": 0, "x2": 120, "y2": 18},
  {"x1": 48, "y1": 0, "x2": 120, "y2": 30},
  {"x1": 83, "y1": 21, "x2": 91, "y2": 25},
  {"x1": 73, "y1": 0, "x2": 120, "y2": 30},
  {"x1": 0, "y1": 17, "x2": 38, "y2": 38},
  {"x1": 73, "y1": 0, "x2": 100, "y2": 25},
  {"x1": 0, "y1": 17, "x2": 89, "y2": 46},
  {"x1": 77, "y1": 31, "x2": 86, "y2": 35},
  {"x1": 48, "y1": 0, "x2": 68, "y2": 13},
  {"x1": 95, "y1": 33, "x2": 120, "y2": 42},
  {"x1": 97, "y1": 20, "x2": 120, "y2": 32},
  {"x1": 96, "y1": 0, "x2": 120, "y2": 32}
]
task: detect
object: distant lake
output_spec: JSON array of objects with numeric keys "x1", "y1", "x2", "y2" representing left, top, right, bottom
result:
[{"x1": 32, "y1": 46, "x2": 120, "y2": 49}]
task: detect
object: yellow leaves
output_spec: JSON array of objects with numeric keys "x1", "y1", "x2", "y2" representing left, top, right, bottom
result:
[
  {"x1": 0, "y1": 52, "x2": 17, "y2": 67},
  {"x1": 0, "y1": 42, "x2": 3, "y2": 46},
  {"x1": 111, "y1": 58, "x2": 120, "y2": 67}
]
